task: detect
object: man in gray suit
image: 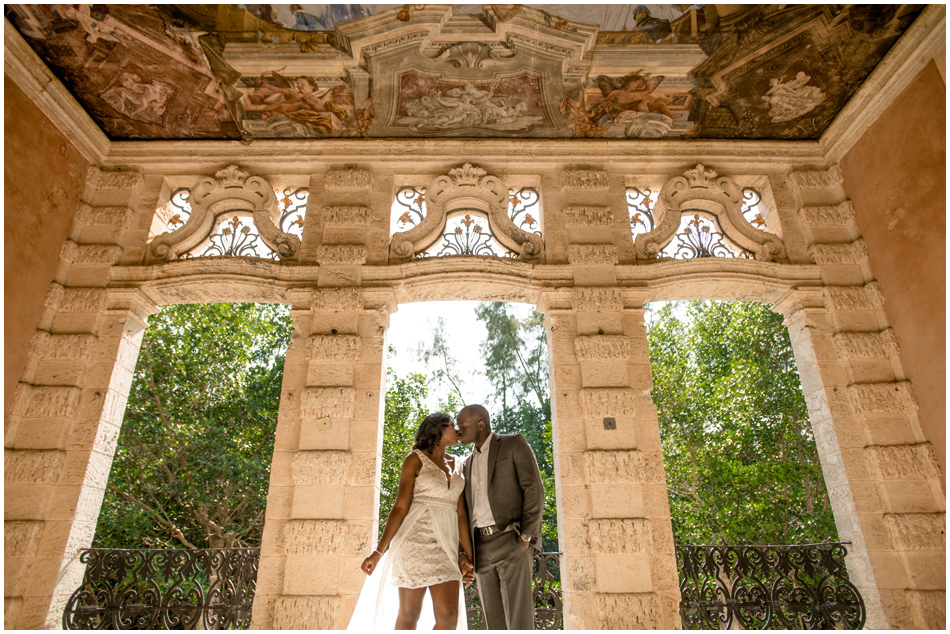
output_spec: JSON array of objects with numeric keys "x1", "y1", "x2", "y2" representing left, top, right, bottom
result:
[{"x1": 457, "y1": 404, "x2": 544, "y2": 630}]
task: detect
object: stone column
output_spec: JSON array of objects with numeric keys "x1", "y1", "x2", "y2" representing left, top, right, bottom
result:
[
  {"x1": 4, "y1": 167, "x2": 156, "y2": 629},
  {"x1": 773, "y1": 166, "x2": 946, "y2": 629},
  {"x1": 541, "y1": 289, "x2": 680, "y2": 630}
]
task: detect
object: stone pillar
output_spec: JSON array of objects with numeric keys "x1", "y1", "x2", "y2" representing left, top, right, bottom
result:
[
  {"x1": 541, "y1": 289, "x2": 680, "y2": 630},
  {"x1": 773, "y1": 166, "x2": 946, "y2": 629},
  {"x1": 251, "y1": 284, "x2": 392, "y2": 629},
  {"x1": 4, "y1": 168, "x2": 156, "y2": 629}
]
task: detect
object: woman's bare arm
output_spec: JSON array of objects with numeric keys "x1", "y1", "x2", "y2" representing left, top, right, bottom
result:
[{"x1": 361, "y1": 452, "x2": 421, "y2": 575}]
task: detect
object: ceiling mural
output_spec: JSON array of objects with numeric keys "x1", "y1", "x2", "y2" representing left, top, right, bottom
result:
[{"x1": 5, "y1": 4, "x2": 924, "y2": 142}]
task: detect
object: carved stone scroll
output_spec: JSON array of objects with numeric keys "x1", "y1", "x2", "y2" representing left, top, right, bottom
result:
[
  {"x1": 389, "y1": 163, "x2": 543, "y2": 262},
  {"x1": 148, "y1": 165, "x2": 299, "y2": 262},
  {"x1": 635, "y1": 164, "x2": 786, "y2": 261}
]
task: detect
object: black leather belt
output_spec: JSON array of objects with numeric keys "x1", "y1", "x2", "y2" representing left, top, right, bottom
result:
[{"x1": 476, "y1": 525, "x2": 500, "y2": 536}]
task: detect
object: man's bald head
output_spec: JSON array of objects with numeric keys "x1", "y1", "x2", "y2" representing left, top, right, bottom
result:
[{"x1": 457, "y1": 404, "x2": 491, "y2": 445}]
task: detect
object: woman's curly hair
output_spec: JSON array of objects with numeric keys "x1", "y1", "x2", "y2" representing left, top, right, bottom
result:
[{"x1": 413, "y1": 412, "x2": 454, "y2": 452}]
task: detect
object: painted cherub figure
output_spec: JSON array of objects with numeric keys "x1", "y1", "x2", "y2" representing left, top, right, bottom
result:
[
  {"x1": 588, "y1": 72, "x2": 673, "y2": 125},
  {"x1": 254, "y1": 71, "x2": 349, "y2": 134}
]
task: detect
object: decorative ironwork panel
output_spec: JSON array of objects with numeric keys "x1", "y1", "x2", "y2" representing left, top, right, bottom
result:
[
  {"x1": 509, "y1": 187, "x2": 541, "y2": 234},
  {"x1": 157, "y1": 188, "x2": 192, "y2": 234},
  {"x1": 740, "y1": 187, "x2": 768, "y2": 230},
  {"x1": 392, "y1": 185, "x2": 427, "y2": 232},
  {"x1": 420, "y1": 211, "x2": 517, "y2": 258},
  {"x1": 277, "y1": 187, "x2": 308, "y2": 238},
  {"x1": 627, "y1": 186, "x2": 657, "y2": 238},
  {"x1": 465, "y1": 552, "x2": 562, "y2": 630},
  {"x1": 676, "y1": 542, "x2": 865, "y2": 630},
  {"x1": 661, "y1": 212, "x2": 752, "y2": 259},
  {"x1": 62, "y1": 548, "x2": 259, "y2": 630},
  {"x1": 181, "y1": 213, "x2": 278, "y2": 260}
]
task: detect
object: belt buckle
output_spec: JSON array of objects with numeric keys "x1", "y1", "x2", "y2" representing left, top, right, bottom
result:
[{"x1": 477, "y1": 525, "x2": 497, "y2": 536}]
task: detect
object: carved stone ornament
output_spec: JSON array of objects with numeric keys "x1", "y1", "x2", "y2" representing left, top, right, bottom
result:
[
  {"x1": 147, "y1": 165, "x2": 299, "y2": 263},
  {"x1": 634, "y1": 164, "x2": 786, "y2": 262},
  {"x1": 388, "y1": 163, "x2": 544, "y2": 262}
]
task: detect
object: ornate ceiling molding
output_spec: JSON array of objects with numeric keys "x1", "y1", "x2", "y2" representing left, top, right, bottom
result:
[
  {"x1": 819, "y1": 4, "x2": 946, "y2": 163},
  {"x1": 3, "y1": 18, "x2": 108, "y2": 164}
]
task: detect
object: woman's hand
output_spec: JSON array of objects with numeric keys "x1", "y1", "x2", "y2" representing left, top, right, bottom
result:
[
  {"x1": 459, "y1": 553, "x2": 474, "y2": 588},
  {"x1": 361, "y1": 551, "x2": 382, "y2": 575}
]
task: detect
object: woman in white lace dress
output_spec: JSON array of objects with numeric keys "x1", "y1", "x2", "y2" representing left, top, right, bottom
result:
[{"x1": 348, "y1": 412, "x2": 474, "y2": 630}]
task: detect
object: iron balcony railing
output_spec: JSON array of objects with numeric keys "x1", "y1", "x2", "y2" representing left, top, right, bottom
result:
[
  {"x1": 62, "y1": 548, "x2": 258, "y2": 630},
  {"x1": 63, "y1": 544, "x2": 864, "y2": 630},
  {"x1": 676, "y1": 542, "x2": 866, "y2": 629}
]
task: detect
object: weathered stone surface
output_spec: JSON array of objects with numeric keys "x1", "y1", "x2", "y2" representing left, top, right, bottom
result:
[
  {"x1": 573, "y1": 288, "x2": 622, "y2": 311},
  {"x1": 808, "y1": 239, "x2": 868, "y2": 264},
  {"x1": 4, "y1": 450, "x2": 64, "y2": 484},
  {"x1": 307, "y1": 335, "x2": 361, "y2": 361},
  {"x1": 798, "y1": 201, "x2": 855, "y2": 226},
  {"x1": 86, "y1": 166, "x2": 143, "y2": 191},
  {"x1": 561, "y1": 170, "x2": 609, "y2": 190},
  {"x1": 562, "y1": 206, "x2": 614, "y2": 227},
  {"x1": 568, "y1": 245, "x2": 618, "y2": 265},
  {"x1": 867, "y1": 444, "x2": 941, "y2": 480},
  {"x1": 29, "y1": 332, "x2": 97, "y2": 360},
  {"x1": 849, "y1": 382, "x2": 917, "y2": 414},
  {"x1": 588, "y1": 519, "x2": 654, "y2": 554},
  {"x1": 301, "y1": 387, "x2": 356, "y2": 419},
  {"x1": 316, "y1": 245, "x2": 368, "y2": 265},
  {"x1": 824, "y1": 283, "x2": 883, "y2": 311},
  {"x1": 581, "y1": 388, "x2": 643, "y2": 418},
  {"x1": 787, "y1": 165, "x2": 843, "y2": 190},
  {"x1": 575, "y1": 336, "x2": 630, "y2": 361},
  {"x1": 13, "y1": 385, "x2": 82, "y2": 418},
  {"x1": 58, "y1": 288, "x2": 107, "y2": 313},
  {"x1": 282, "y1": 520, "x2": 348, "y2": 555},
  {"x1": 59, "y1": 241, "x2": 122, "y2": 266},
  {"x1": 4, "y1": 521, "x2": 44, "y2": 557},
  {"x1": 75, "y1": 204, "x2": 134, "y2": 229},
  {"x1": 596, "y1": 592, "x2": 661, "y2": 629},
  {"x1": 833, "y1": 330, "x2": 900, "y2": 358},
  {"x1": 272, "y1": 596, "x2": 339, "y2": 630},
  {"x1": 291, "y1": 451, "x2": 351, "y2": 485},
  {"x1": 325, "y1": 169, "x2": 371, "y2": 190},
  {"x1": 322, "y1": 205, "x2": 371, "y2": 226},
  {"x1": 884, "y1": 513, "x2": 946, "y2": 551},
  {"x1": 585, "y1": 450, "x2": 664, "y2": 484},
  {"x1": 312, "y1": 288, "x2": 362, "y2": 312}
]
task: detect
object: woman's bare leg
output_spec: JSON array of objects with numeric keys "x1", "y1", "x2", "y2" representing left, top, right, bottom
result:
[
  {"x1": 428, "y1": 580, "x2": 461, "y2": 630},
  {"x1": 396, "y1": 587, "x2": 426, "y2": 629}
]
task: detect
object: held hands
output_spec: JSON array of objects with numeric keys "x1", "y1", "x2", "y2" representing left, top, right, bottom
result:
[
  {"x1": 361, "y1": 551, "x2": 382, "y2": 575},
  {"x1": 459, "y1": 553, "x2": 475, "y2": 588}
]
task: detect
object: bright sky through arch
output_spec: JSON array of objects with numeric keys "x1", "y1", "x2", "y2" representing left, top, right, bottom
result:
[{"x1": 385, "y1": 300, "x2": 540, "y2": 412}]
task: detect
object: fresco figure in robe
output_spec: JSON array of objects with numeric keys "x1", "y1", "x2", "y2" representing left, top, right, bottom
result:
[{"x1": 254, "y1": 71, "x2": 349, "y2": 135}]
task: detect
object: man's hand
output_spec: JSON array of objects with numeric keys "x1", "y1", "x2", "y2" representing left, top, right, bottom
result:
[
  {"x1": 520, "y1": 534, "x2": 532, "y2": 550},
  {"x1": 459, "y1": 553, "x2": 475, "y2": 588}
]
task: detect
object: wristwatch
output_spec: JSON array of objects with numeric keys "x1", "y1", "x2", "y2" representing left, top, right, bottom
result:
[{"x1": 520, "y1": 534, "x2": 532, "y2": 544}]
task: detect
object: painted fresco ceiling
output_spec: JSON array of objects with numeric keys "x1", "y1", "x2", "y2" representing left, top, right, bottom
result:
[{"x1": 6, "y1": 4, "x2": 924, "y2": 141}]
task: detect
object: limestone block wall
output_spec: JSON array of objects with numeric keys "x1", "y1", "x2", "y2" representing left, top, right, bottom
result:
[
  {"x1": 775, "y1": 166, "x2": 945, "y2": 629},
  {"x1": 4, "y1": 168, "x2": 156, "y2": 629}
]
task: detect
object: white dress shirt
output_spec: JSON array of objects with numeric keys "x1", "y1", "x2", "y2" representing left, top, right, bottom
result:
[{"x1": 470, "y1": 432, "x2": 496, "y2": 528}]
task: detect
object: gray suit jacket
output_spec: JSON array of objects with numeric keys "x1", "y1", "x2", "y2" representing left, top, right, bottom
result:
[{"x1": 463, "y1": 433, "x2": 544, "y2": 554}]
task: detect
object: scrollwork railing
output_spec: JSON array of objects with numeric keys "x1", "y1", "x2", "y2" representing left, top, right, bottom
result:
[
  {"x1": 62, "y1": 548, "x2": 259, "y2": 630},
  {"x1": 676, "y1": 542, "x2": 865, "y2": 630}
]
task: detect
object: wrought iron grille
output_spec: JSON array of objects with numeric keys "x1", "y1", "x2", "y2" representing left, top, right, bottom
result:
[
  {"x1": 277, "y1": 187, "x2": 309, "y2": 238},
  {"x1": 665, "y1": 212, "x2": 753, "y2": 259},
  {"x1": 62, "y1": 548, "x2": 259, "y2": 630},
  {"x1": 508, "y1": 187, "x2": 541, "y2": 234},
  {"x1": 181, "y1": 213, "x2": 278, "y2": 260},
  {"x1": 627, "y1": 186, "x2": 657, "y2": 238},
  {"x1": 676, "y1": 542, "x2": 865, "y2": 630},
  {"x1": 393, "y1": 185, "x2": 427, "y2": 232},
  {"x1": 158, "y1": 188, "x2": 192, "y2": 234},
  {"x1": 465, "y1": 552, "x2": 562, "y2": 630},
  {"x1": 741, "y1": 187, "x2": 768, "y2": 230}
]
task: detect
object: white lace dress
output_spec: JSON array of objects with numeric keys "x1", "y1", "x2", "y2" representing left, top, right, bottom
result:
[{"x1": 346, "y1": 449, "x2": 468, "y2": 630}]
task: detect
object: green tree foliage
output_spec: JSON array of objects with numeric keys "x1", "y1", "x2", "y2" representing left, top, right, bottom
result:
[
  {"x1": 93, "y1": 303, "x2": 292, "y2": 549},
  {"x1": 646, "y1": 301, "x2": 838, "y2": 545}
]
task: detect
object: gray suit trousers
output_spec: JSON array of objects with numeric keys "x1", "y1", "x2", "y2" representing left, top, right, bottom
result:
[{"x1": 474, "y1": 530, "x2": 535, "y2": 630}]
